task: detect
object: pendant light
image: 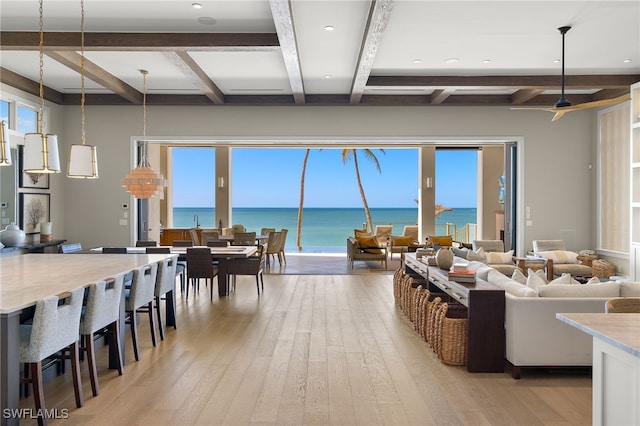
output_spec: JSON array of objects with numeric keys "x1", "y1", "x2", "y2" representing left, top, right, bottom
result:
[
  {"x1": 67, "y1": 0, "x2": 98, "y2": 178},
  {"x1": 121, "y1": 69, "x2": 166, "y2": 198},
  {"x1": 0, "y1": 120, "x2": 11, "y2": 166},
  {"x1": 23, "y1": 0, "x2": 61, "y2": 174}
]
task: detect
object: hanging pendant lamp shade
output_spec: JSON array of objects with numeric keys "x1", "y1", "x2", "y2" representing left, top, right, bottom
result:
[
  {"x1": 67, "y1": 0, "x2": 98, "y2": 179},
  {"x1": 121, "y1": 69, "x2": 166, "y2": 199},
  {"x1": 24, "y1": 0, "x2": 61, "y2": 175},
  {"x1": 0, "y1": 120, "x2": 11, "y2": 166}
]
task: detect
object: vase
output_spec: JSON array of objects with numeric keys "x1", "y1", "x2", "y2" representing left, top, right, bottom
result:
[
  {"x1": 0, "y1": 222, "x2": 26, "y2": 247},
  {"x1": 435, "y1": 246, "x2": 454, "y2": 270}
]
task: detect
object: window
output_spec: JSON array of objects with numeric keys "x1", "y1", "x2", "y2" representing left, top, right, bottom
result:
[
  {"x1": 171, "y1": 147, "x2": 215, "y2": 227},
  {"x1": 0, "y1": 100, "x2": 8, "y2": 123},
  {"x1": 17, "y1": 105, "x2": 38, "y2": 133}
]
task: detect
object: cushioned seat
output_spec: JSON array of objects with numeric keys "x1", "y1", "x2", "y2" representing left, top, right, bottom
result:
[
  {"x1": 125, "y1": 263, "x2": 159, "y2": 361},
  {"x1": 347, "y1": 237, "x2": 387, "y2": 269},
  {"x1": 472, "y1": 239, "x2": 520, "y2": 276},
  {"x1": 532, "y1": 239, "x2": 592, "y2": 280}
]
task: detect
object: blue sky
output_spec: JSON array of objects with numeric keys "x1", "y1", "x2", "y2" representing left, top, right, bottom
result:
[{"x1": 173, "y1": 147, "x2": 477, "y2": 208}]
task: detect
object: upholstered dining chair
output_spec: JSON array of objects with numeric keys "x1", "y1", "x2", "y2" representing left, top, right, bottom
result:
[
  {"x1": 186, "y1": 247, "x2": 219, "y2": 300},
  {"x1": 231, "y1": 224, "x2": 246, "y2": 235},
  {"x1": 278, "y1": 229, "x2": 288, "y2": 265},
  {"x1": 200, "y1": 229, "x2": 220, "y2": 245},
  {"x1": 151, "y1": 257, "x2": 178, "y2": 340},
  {"x1": 532, "y1": 239, "x2": 592, "y2": 280},
  {"x1": 207, "y1": 240, "x2": 229, "y2": 247},
  {"x1": 260, "y1": 227, "x2": 275, "y2": 237},
  {"x1": 146, "y1": 247, "x2": 186, "y2": 293},
  {"x1": 233, "y1": 231, "x2": 256, "y2": 246},
  {"x1": 125, "y1": 263, "x2": 158, "y2": 361},
  {"x1": 188, "y1": 228, "x2": 200, "y2": 246},
  {"x1": 20, "y1": 287, "x2": 85, "y2": 424},
  {"x1": 226, "y1": 244, "x2": 266, "y2": 295},
  {"x1": 102, "y1": 247, "x2": 127, "y2": 254},
  {"x1": 605, "y1": 297, "x2": 640, "y2": 313},
  {"x1": 172, "y1": 240, "x2": 193, "y2": 247},
  {"x1": 79, "y1": 275, "x2": 125, "y2": 396}
]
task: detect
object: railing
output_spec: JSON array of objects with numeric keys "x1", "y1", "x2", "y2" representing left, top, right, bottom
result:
[{"x1": 445, "y1": 222, "x2": 478, "y2": 244}]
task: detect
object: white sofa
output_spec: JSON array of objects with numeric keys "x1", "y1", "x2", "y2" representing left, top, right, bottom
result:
[{"x1": 461, "y1": 258, "x2": 640, "y2": 378}]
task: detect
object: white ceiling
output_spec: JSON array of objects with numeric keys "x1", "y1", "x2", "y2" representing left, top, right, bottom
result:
[{"x1": 0, "y1": 0, "x2": 638, "y2": 106}]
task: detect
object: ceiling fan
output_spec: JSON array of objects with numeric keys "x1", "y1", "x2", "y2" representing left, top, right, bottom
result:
[{"x1": 511, "y1": 26, "x2": 630, "y2": 121}]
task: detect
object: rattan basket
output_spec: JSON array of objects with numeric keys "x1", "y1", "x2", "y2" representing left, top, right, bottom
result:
[
  {"x1": 435, "y1": 302, "x2": 468, "y2": 366},
  {"x1": 592, "y1": 259, "x2": 615, "y2": 279}
]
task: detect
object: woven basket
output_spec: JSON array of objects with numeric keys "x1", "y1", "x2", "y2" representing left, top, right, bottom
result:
[
  {"x1": 436, "y1": 302, "x2": 468, "y2": 366},
  {"x1": 592, "y1": 259, "x2": 615, "y2": 279}
]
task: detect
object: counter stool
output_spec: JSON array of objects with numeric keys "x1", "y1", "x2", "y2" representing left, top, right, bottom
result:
[
  {"x1": 19, "y1": 287, "x2": 85, "y2": 425},
  {"x1": 125, "y1": 263, "x2": 158, "y2": 361},
  {"x1": 79, "y1": 275, "x2": 125, "y2": 396}
]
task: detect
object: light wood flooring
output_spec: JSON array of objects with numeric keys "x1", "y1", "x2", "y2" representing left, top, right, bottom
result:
[{"x1": 19, "y1": 271, "x2": 592, "y2": 425}]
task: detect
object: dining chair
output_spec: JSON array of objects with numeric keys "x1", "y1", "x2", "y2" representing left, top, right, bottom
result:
[
  {"x1": 233, "y1": 231, "x2": 256, "y2": 246},
  {"x1": 605, "y1": 297, "x2": 640, "y2": 313},
  {"x1": 207, "y1": 240, "x2": 229, "y2": 247},
  {"x1": 188, "y1": 228, "x2": 200, "y2": 246},
  {"x1": 172, "y1": 240, "x2": 193, "y2": 247},
  {"x1": 135, "y1": 240, "x2": 157, "y2": 247},
  {"x1": 20, "y1": 287, "x2": 85, "y2": 424},
  {"x1": 79, "y1": 275, "x2": 125, "y2": 396},
  {"x1": 278, "y1": 229, "x2": 288, "y2": 265},
  {"x1": 151, "y1": 257, "x2": 178, "y2": 340},
  {"x1": 265, "y1": 230, "x2": 281, "y2": 268},
  {"x1": 226, "y1": 245, "x2": 266, "y2": 295},
  {"x1": 260, "y1": 227, "x2": 275, "y2": 237},
  {"x1": 186, "y1": 247, "x2": 219, "y2": 300},
  {"x1": 125, "y1": 263, "x2": 158, "y2": 361},
  {"x1": 200, "y1": 229, "x2": 220, "y2": 245},
  {"x1": 103, "y1": 247, "x2": 128, "y2": 254},
  {"x1": 231, "y1": 224, "x2": 246, "y2": 234},
  {"x1": 146, "y1": 247, "x2": 186, "y2": 293}
]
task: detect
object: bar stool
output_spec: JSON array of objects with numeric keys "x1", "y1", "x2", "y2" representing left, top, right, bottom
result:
[
  {"x1": 79, "y1": 275, "x2": 125, "y2": 396},
  {"x1": 19, "y1": 287, "x2": 85, "y2": 426},
  {"x1": 125, "y1": 263, "x2": 158, "y2": 361}
]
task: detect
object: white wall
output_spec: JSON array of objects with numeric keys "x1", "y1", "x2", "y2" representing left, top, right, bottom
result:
[{"x1": 54, "y1": 103, "x2": 596, "y2": 255}]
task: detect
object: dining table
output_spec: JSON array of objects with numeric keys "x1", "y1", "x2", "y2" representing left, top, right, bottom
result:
[
  {"x1": 218, "y1": 234, "x2": 270, "y2": 245},
  {"x1": 91, "y1": 245, "x2": 258, "y2": 297},
  {"x1": 0, "y1": 253, "x2": 176, "y2": 426}
]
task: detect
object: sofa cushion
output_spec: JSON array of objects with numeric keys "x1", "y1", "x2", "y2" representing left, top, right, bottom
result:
[
  {"x1": 511, "y1": 268, "x2": 527, "y2": 285},
  {"x1": 465, "y1": 261, "x2": 493, "y2": 281},
  {"x1": 538, "y1": 282, "x2": 620, "y2": 298},
  {"x1": 486, "y1": 250, "x2": 514, "y2": 264},
  {"x1": 488, "y1": 269, "x2": 537, "y2": 297},
  {"x1": 355, "y1": 235, "x2": 383, "y2": 254},
  {"x1": 466, "y1": 247, "x2": 486, "y2": 262},
  {"x1": 620, "y1": 282, "x2": 640, "y2": 296},
  {"x1": 549, "y1": 273, "x2": 580, "y2": 285},
  {"x1": 451, "y1": 247, "x2": 469, "y2": 259},
  {"x1": 533, "y1": 250, "x2": 579, "y2": 264}
]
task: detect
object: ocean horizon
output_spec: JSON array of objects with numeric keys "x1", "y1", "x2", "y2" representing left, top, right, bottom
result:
[{"x1": 172, "y1": 207, "x2": 477, "y2": 250}]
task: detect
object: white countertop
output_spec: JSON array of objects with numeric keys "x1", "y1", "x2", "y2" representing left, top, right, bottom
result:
[{"x1": 556, "y1": 313, "x2": 640, "y2": 358}]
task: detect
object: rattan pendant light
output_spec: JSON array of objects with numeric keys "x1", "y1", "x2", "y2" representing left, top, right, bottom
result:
[
  {"x1": 0, "y1": 120, "x2": 11, "y2": 166},
  {"x1": 23, "y1": 0, "x2": 61, "y2": 174},
  {"x1": 121, "y1": 69, "x2": 166, "y2": 198},
  {"x1": 67, "y1": 0, "x2": 98, "y2": 178}
]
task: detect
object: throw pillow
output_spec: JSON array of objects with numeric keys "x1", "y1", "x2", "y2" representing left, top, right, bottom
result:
[
  {"x1": 391, "y1": 235, "x2": 414, "y2": 246},
  {"x1": 452, "y1": 247, "x2": 469, "y2": 259},
  {"x1": 511, "y1": 268, "x2": 527, "y2": 285},
  {"x1": 354, "y1": 229, "x2": 372, "y2": 238},
  {"x1": 533, "y1": 250, "x2": 579, "y2": 264},
  {"x1": 486, "y1": 250, "x2": 514, "y2": 264},
  {"x1": 428, "y1": 235, "x2": 453, "y2": 247},
  {"x1": 526, "y1": 268, "x2": 548, "y2": 290},
  {"x1": 466, "y1": 247, "x2": 486, "y2": 262},
  {"x1": 585, "y1": 277, "x2": 601, "y2": 285},
  {"x1": 549, "y1": 273, "x2": 579, "y2": 285},
  {"x1": 355, "y1": 235, "x2": 383, "y2": 254}
]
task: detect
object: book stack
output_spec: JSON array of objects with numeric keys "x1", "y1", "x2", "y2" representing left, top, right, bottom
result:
[
  {"x1": 421, "y1": 256, "x2": 437, "y2": 266},
  {"x1": 448, "y1": 266, "x2": 476, "y2": 283}
]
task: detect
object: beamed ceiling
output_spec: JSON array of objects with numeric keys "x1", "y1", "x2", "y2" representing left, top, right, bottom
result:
[{"x1": 0, "y1": 0, "x2": 639, "y2": 108}]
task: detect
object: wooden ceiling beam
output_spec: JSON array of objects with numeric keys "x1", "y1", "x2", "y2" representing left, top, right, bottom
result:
[
  {"x1": 0, "y1": 66, "x2": 64, "y2": 104},
  {"x1": 168, "y1": 51, "x2": 225, "y2": 104},
  {"x1": 0, "y1": 32, "x2": 280, "y2": 51},
  {"x1": 511, "y1": 89, "x2": 545, "y2": 105},
  {"x1": 350, "y1": 0, "x2": 394, "y2": 104},
  {"x1": 269, "y1": 0, "x2": 305, "y2": 104},
  {"x1": 430, "y1": 88, "x2": 454, "y2": 105},
  {"x1": 367, "y1": 74, "x2": 640, "y2": 89},
  {"x1": 45, "y1": 51, "x2": 142, "y2": 104}
]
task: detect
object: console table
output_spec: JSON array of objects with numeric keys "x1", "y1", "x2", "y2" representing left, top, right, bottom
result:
[{"x1": 404, "y1": 253, "x2": 505, "y2": 373}]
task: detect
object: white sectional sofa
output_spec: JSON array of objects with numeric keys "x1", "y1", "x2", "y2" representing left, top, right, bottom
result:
[{"x1": 461, "y1": 259, "x2": 640, "y2": 378}]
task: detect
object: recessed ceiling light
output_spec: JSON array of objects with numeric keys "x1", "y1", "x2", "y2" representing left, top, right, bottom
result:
[
  {"x1": 324, "y1": 75, "x2": 331, "y2": 79},
  {"x1": 413, "y1": 59, "x2": 421, "y2": 64},
  {"x1": 553, "y1": 59, "x2": 561, "y2": 63},
  {"x1": 197, "y1": 17, "x2": 216, "y2": 25},
  {"x1": 623, "y1": 58, "x2": 632, "y2": 63},
  {"x1": 482, "y1": 59, "x2": 491, "y2": 64},
  {"x1": 324, "y1": 25, "x2": 335, "y2": 31},
  {"x1": 192, "y1": 3, "x2": 202, "y2": 9},
  {"x1": 444, "y1": 58, "x2": 459, "y2": 64}
]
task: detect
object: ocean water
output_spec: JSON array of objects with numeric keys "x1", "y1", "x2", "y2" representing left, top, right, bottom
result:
[{"x1": 173, "y1": 207, "x2": 476, "y2": 250}]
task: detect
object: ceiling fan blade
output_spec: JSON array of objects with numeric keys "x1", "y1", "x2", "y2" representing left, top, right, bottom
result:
[
  {"x1": 554, "y1": 96, "x2": 631, "y2": 112},
  {"x1": 510, "y1": 106, "x2": 555, "y2": 111},
  {"x1": 551, "y1": 111, "x2": 567, "y2": 121}
]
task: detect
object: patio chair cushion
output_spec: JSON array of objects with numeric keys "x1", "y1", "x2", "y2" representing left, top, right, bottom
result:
[
  {"x1": 391, "y1": 235, "x2": 415, "y2": 246},
  {"x1": 355, "y1": 235, "x2": 383, "y2": 254}
]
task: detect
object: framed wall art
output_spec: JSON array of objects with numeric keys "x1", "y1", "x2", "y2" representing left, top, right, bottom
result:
[
  {"x1": 18, "y1": 145, "x2": 49, "y2": 189},
  {"x1": 19, "y1": 192, "x2": 50, "y2": 234}
]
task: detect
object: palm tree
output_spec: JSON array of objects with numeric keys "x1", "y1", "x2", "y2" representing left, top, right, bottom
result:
[
  {"x1": 296, "y1": 149, "x2": 310, "y2": 250},
  {"x1": 342, "y1": 148, "x2": 385, "y2": 232}
]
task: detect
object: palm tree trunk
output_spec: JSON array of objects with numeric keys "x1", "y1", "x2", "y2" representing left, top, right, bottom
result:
[
  {"x1": 353, "y1": 152, "x2": 374, "y2": 232},
  {"x1": 296, "y1": 149, "x2": 310, "y2": 250}
]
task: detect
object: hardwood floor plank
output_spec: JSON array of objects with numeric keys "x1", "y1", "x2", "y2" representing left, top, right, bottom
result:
[
  {"x1": 326, "y1": 345, "x2": 356, "y2": 425},
  {"x1": 303, "y1": 361, "x2": 330, "y2": 425}
]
